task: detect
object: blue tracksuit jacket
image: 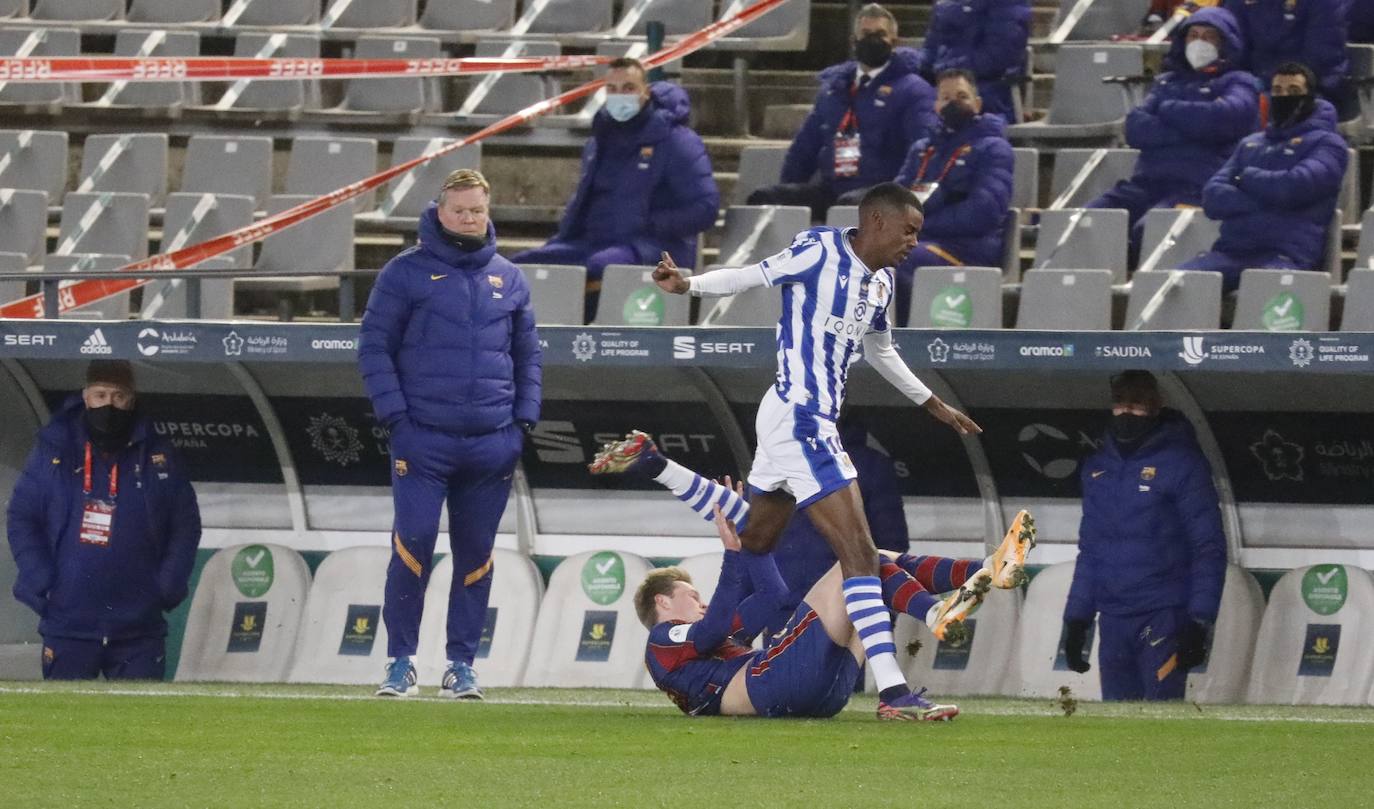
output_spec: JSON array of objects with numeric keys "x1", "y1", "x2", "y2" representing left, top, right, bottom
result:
[{"x1": 1222, "y1": 0, "x2": 1350, "y2": 102}]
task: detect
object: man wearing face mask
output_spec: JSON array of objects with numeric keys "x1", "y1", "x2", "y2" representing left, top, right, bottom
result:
[
  {"x1": 510, "y1": 57, "x2": 718, "y2": 322},
  {"x1": 886, "y1": 68, "x2": 1013, "y2": 325},
  {"x1": 7, "y1": 360, "x2": 201, "y2": 680},
  {"x1": 359, "y1": 168, "x2": 542, "y2": 699},
  {"x1": 1178, "y1": 62, "x2": 1347, "y2": 292},
  {"x1": 1061, "y1": 371, "x2": 1226, "y2": 701},
  {"x1": 1086, "y1": 7, "x2": 1259, "y2": 264},
  {"x1": 748, "y1": 4, "x2": 939, "y2": 220}
]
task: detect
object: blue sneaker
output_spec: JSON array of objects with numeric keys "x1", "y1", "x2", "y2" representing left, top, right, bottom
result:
[
  {"x1": 375, "y1": 657, "x2": 418, "y2": 698},
  {"x1": 876, "y1": 687, "x2": 959, "y2": 721},
  {"x1": 441, "y1": 661, "x2": 484, "y2": 700},
  {"x1": 587, "y1": 430, "x2": 663, "y2": 477}
]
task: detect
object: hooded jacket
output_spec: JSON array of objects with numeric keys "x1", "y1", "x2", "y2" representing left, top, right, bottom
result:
[
  {"x1": 7, "y1": 396, "x2": 201, "y2": 640},
  {"x1": 1203, "y1": 97, "x2": 1347, "y2": 265},
  {"x1": 1126, "y1": 7, "x2": 1262, "y2": 188},
  {"x1": 555, "y1": 82, "x2": 719, "y2": 267},
  {"x1": 359, "y1": 209, "x2": 542, "y2": 435},
  {"x1": 1065, "y1": 411, "x2": 1226, "y2": 623},
  {"x1": 895, "y1": 112, "x2": 1014, "y2": 266},
  {"x1": 781, "y1": 47, "x2": 940, "y2": 194},
  {"x1": 1222, "y1": 0, "x2": 1350, "y2": 101}
]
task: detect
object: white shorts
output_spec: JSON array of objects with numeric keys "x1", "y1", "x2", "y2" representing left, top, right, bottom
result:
[{"x1": 747, "y1": 387, "x2": 858, "y2": 508}]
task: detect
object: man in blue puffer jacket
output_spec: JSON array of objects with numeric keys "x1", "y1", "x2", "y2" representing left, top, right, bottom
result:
[
  {"x1": 7, "y1": 360, "x2": 201, "y2": 680},
  {"x1": 891, "y1": 69, "x2": 1013, "y2": 326},
  {"x1": 1179, "y1": 62, "x2": 1347, "y2": 291},
  {"x1": 912, "y1": 0, "x2": 1030, "y2": 124},
  {"x1": 511, "y1": 57, "x2": 718, "y2": 322},
  {"x1": 359, "y1": 169, "x2": 542, "y2": 700},
  {"x1": 1087, "y1": 7, "x2": 1260, "y2": 262},
  {"x1": 1061, "y1": 371, "x2": 1227, "y2": 701},
  {"x1": 1222, "y1": 0, "x2": 1354, "y2": 119},
  {"x1": 748, "y1": 4, "x2": 939, "y2": 219}
]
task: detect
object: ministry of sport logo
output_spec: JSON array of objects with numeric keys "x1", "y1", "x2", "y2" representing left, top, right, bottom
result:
[
  {"x1": 80, "y1": 328, "x2": 113, "y2": 355},
  {"x1": 927, "y1": 337, "x2": 951, "y2": 363}
]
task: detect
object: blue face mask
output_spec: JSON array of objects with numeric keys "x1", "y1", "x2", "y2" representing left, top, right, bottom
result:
[{"x1": 604, "y1": 93, "x2": 643, "y2": 123}]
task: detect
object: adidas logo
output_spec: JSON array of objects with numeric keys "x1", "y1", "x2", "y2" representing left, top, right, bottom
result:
[{"x1": 80, "y1": 328, "x2": 113, "y2": 355}]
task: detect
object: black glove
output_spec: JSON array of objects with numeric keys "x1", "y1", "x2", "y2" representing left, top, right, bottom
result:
[
  {"x1": 1063, "y1": 620, "x2": 1092, "y2": 674},
  {"x1": 517, "y1": 419, "x2": 535, "y2": 436},
  {"x1": 1177, "y1": 620, "x2": 1210, "y2": 671}
]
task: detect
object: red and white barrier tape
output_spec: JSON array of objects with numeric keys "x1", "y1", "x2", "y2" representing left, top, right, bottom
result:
[{"x1": 0, "y1": 0, "x2": 789, "y2": 319}]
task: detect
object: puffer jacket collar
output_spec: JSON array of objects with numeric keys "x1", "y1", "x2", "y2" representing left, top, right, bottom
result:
[{"x1": 416, "y1": 204, "x2": 499, "y2": 272}]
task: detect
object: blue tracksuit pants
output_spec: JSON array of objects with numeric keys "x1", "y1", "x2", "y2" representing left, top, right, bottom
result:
[
  {"x1": 1097, "y1": 606, "x2": 1191, "y2": 701},
  {"x1": 41, "y1": 634, "x2": 166, "y2": 680},
  {"x1": 383, "y1": 420, "x2": 523, "y2": 664}
]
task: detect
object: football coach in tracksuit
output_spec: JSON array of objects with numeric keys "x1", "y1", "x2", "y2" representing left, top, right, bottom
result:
[
  {"x1": 7, "y1": 360, "x2": 201, "y2": 680},
  {"x1": 1062, "y1": 371, "x2": 1227, "y2": 701},
  {"x1": 359, "y1": 169, "x2": 542, "y2": 700}
]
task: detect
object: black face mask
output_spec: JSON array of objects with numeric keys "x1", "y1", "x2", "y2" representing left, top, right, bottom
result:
[
  {"x1": 1111, "y1": 413, "x2": 1158, "y2": 445},
  {"x1": 1269, "y1": 93, "x2": 1313, "y2": 128},
  {"x1": 85, "y1": 404, "x2": 135, "y2": 452},
  {"x1": 854, "y1": 34, "x2": 892, "y2": 69},
  {"x1": 440, "y1": 224, "x2": 487, "y2": 252},
  {"x1": 940, "y1": 101, "x2": 976, "y2": 130}
]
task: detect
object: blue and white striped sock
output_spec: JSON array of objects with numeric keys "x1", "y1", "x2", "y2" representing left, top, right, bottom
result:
[
  {"x1": 843, "y1": 576, "x2": 908, "y2": 694},
  {"x1": 654, "y1": 459, "x2": 750, "y2": 528}
]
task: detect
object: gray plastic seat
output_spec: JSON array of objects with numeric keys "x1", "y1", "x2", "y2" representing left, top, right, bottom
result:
[
  {"x1": 54, "y1": 191, "x2": 150, "y2": 259},
  {"x1": 1048, "y1": 148, "x2": 1139, "y2": 209},
  {"x1": 203, "y1": 33, "x2": 321, "y2": 117},
  {"x1": 76, "y1": 133, "x2": 169, "y2": 206},
  {"x1": 140, "y1": 254, "x2": 237, "y2": 320},
  {"x1": 370, "y1": 138, "x2": 481, "y2": 221},
  {"x1": 90, "y1": 29, "x2": 201, "y2": 112},
  {"x1": 223, "y1": 0, "x2": 319, "y2": 26},
  {"x1": 30, "y1": 0, "x2": 122, "y2": 20},
  {"x1": 285, "y1": 136, "x2": 379, "y2": 211},
  {"x1": 1001, "y1": 207, "x2": 1023, "y2": 278},
  {"x1": 0, "y1": 250, "x2": 25, "y2": 309},
  {"x1": 520, "y1": 264, "x2": 587, "y2": 326},
  {"x1": 1011, "y1": 147, "x2": 1039, "y2": 211},
  {"x1": 180, "y1": 135, "x2": 274, "y2": 210},
  {"x1": 1350, "y1": 209, "x2": 1374, "y2": 274},
  {"x1": 420, "y1": 0, "x2": 515, "y2": 33},
  {"x1": 699, "y1": 282, "x2": 782, "y2": 327},
  {"x1": 0, "y1": 188, "x2": 48, "y2": 264},
  {"x1": 1233, "y1": 269, "x2": 1331, "y2": 332},
  {"x1": 1124, "y1": 270, "x2": 1222, "y2": 330},
  {"x1": 251, "y1": 194, "x2": 355, "y2": 281},
  {"x1": 910, "y1": 266, "x2": 1004, "y2": 329},
  {"x1": 1136, "y1": 207, "x2": 1221, "y2": 272},
  {"x1": 455, "y1": 40, "x2": 560, "y2": 118},
  {"x1": 594, "y1": 264, "x2": 691, "y2": 327},
  {"x1": 712, "y1": 0, "x2": 810, "y2": 52},
  {"x1": 1033, "y1": 208, "x2": 1129, "y2": 282},
  {"x1": 0, "y1": 0, "x2": 25, "y2": 18},
  {"x1": 42, "y1": 253, "x2": 133, "y2": 319},
  {"x1": 0, "y1": 28, "x2": 80, "y2": 110},
  {"x1": 1341, "y1": 269, "x2": 1374, "y2": 331},
  {"x1": 287, "y1": 547, "x2": 390, "y2": 685},
  {"x1": 734, "y1": 145, "x2": 788, "y2": 206},
  {"x1": 1050, "y1": 0, "x2": 1150, "y2": 41},
  {"x1": 338, "y1": 37, "x2": 440, "y2": 120},
  {"x1": 160, "y1": 192, "x2": 254, "y2": 268},
  {"x1": 323, "y1": 0, "x2": 416, "y2": 28},
  {"x1": 825, "y1": 205, "x2": 858, "y2": 230},
  {"x1": 128, "y1": 0, "x2": 220, "y2": 23},
  {"x1": 610, "y1": 0, "x2": 711, "y2": 38},
  {"x1": 1008, "y1": 561, "x2": 1101, "y2": 699},
  {"x1": 1188, "y1": 565, "x2": 1266, "y2": 705},
  {"x1": 1016, "y1": 268, "x2": 1113, "y2": 330},
  {"x1": 0, "y1": 130, "x2": 65, "y2": 201},
  {"x1": 716, "y1": 205, "x2": 811, "y2": 267},
  {"x1": 1008, "y1": 45, "x2": 1143, "y2": 144},
  {"x1": 517, "y1": 0, "x2": 613, "y2": 35}
]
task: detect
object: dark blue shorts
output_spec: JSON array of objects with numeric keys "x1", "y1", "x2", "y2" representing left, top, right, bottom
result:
[{"x1": 744, "y1": 600, "x2": 860, "y2": 718}]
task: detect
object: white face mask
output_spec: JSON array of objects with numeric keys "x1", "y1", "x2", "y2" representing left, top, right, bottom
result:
[{"x1": 1185, "y1": 39, "x2": 1219, "y2": 70}]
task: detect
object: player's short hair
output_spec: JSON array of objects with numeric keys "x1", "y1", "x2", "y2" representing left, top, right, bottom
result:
[
  {"x1": 1110, "y1": 370, "x2": 1162, "y2": 408},
  {"x1": 935, "y1": 68, "x2": 979, "y2": 96},
  {"x1": 854, "y1": 3, "x2": 898, "y2": 35},
  {"x1": 634, "y1": 567, "x2": 693, "y2": 629},
  {"x1": 439, "y1": 168, "x2": 490, "y2": 200},
  {"x1": 1273, "y1": 61, "x2": 1316, "y2": 94},
  {"x1": 859, "y1": 181, "x2": 923, "y2": 218},
  {"x1": 606, "y1": 56, "x2": 648, "y2": 82}
]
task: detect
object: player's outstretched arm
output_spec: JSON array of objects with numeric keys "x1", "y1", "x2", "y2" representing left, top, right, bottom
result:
[
  {"x1": 863, "y1": 330, "x2": 982, "y2": 435},
  {"x1": 922, "y1": 395, "x2": 982, "y2": 436},
  {"x1": 654, "y1": 251, "x2": 777, "y2": 299}
]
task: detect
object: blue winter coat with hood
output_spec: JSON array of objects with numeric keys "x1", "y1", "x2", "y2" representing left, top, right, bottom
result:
[
  {"x1": 895, "y1": 112, "x2": 1013, "y2": 267},
  {"x1": 7, "y1": 396, "x2": 201, "y2": 641},
  {"x1": 1125, "y1": 7, "x2": 1261, "y2": 190},
  {"x1": 1065, "y1": 411, "x2": 1226, "y2": 624},
  {"x1": 1202, "y1": 97, "x2": 1347, "y2": 266},
  {"x1": 555, "y1": 82, "x2": 719, "y2": 267},
  {"x1": 913, "y1": 0, "x2": 1031, "y2": 123},
  {"x1": 781, "y1": 47, "x2": 940, "y2": 194},
  {"x1": 1222, "y1": 0, "x2": 1350, "y2": 104},
  {"x1": 358, "y1": 210, "x2": 542, "y2": 435}
]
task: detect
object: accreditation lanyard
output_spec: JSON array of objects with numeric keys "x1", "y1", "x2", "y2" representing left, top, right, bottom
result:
[
  {"x1": 79, "y1": 442, "x2": 118, "y2": 547},
  {"x1": 833, "y1": 81, "x2": 865, "y2": 177},
  {"x1": 910, "y1": 144, "x2": 972, "y2": 203}
]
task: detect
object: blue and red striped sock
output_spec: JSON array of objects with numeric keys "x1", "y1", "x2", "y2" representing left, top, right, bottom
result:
[
  {"x1": 879, "y1": 560, "x2": 939, "y2": 624},
  {"x1": 894, "y1": 554, "x2": 983, "y2": 595}
]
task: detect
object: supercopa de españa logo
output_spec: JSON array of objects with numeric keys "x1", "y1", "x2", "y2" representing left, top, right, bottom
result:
[{"x1": 572, "y1": 332, "x2": 597, "y2": 362}]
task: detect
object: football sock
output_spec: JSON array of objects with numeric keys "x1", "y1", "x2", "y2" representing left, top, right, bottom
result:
[
  {"x1": 842, "y1": 575, "x2": 909, "y2": 700},
  {"x1": 879, "y1": 560, "x2": 940, "y2": 624},
  {"x1": 655, "y1": 459, "x2": 750, "y2": 527},
  {"x1": 893, "y1": 553, "x2": 985, "y2": 594}
]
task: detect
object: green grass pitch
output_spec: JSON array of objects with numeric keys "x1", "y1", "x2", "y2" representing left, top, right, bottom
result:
[{"x1": 2, "y1": 682, "x2": 1371, "y2": 808}]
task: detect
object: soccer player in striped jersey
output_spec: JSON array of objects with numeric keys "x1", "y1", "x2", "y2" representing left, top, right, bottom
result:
[{"x1": 650, "y1": 182, "x2": 983, "y2": 718}]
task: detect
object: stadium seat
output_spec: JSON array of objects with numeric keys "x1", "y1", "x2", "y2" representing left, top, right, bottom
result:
[
  {"x1": 223, "y1": 0, "x2": 319, "y2": 27},
  {"x1": 0, "y1": 250, "x2": 28, "y2": 305},
  {"x1": 1016, "y1": 268, "x2": 1113, "y2": 330},
  {"x1": 365, "y1": 138, "x2": 480, "y2": 222},
  {"x1": 909, "y1": 266, "x2": 1004, "y2": 329},
  {"x1": 88, "y1": 29, "x2": 201, "y2": 113},
  {"x1": 415, "y1": 549, "x2": 544, "y2": 688},
  {"x1": 200, "y1": 33, "x2": 322, "y2": 118},
  {"x1": 520, "y1": 263, "x2": 587, "y2": 325},
  {"x1": 824, "y1": 205, "x2": 858, "y2": 230},
  {"x1": 1048, "y1": 148, "x2": 1139, "y2": 209},
  {"x1": 288, "y1": 546, "x2": 391, "y2": 685},
  {"x1": 711, "y1": 0, "x2": 810, "y2": 52},
  {"x1": 0, "y1": 129, "x2": 67, "y2": 201},
  {"x1": 42, "y1": 253, "x2": 132, "y2": 318},
  {"x1": 0, "y1": 188, "x2": 48, "y2": 265},
  {"x1": 160, "y1": 192, "x2": 254, "y2": 268},
  {"x1": 0, "y1": 28, "x2": 80, "y2": 112},
  {"x1": 1188, "y1": 565, "x2": 1265, "y2": 704},
  {"x1": 1123, "y1": 270, "x2": 1223, "y2": 330},
  {"x1": 517, "y1": 0, "x2": 613, "y2": 36},
  {"x1": 0, "y1": 0, "x2": 24, "y2": 18},
  {"x1": 1001, "y1": 207, "x2": 1023, "y2": 279},
  {"x1": 1135, "y1": 207, "x2": 1221, "y2": 272},
  {"x1": 523, "y1": 550, "x2": 655, "y2": 688},
  {"x1": 419, "y1": 0, "x2": 515, "y2": 33},
  {"x1": 699, "y1": 282, "x2": 782, "y2": 327},
  {"x1": 179, "y1": 135, "x2": 274, "y2": 210},
  {"x1": 1007, "y1": 561, "x2": 1101, "y2": 699},
  {"x1": 593, "y1": 264, "x2": 692, "y2": 327},
  {"x1": 140, "y1": 254, "x2": 237, "y2": 320},
  {"x1": 609, "y1": 0, "x2": 712, "y2": 38},
  {"x1": 1246, "y1": 564, "x2": 1374, "y2": 705},
  {"x1": 332, "y1": 36, "x2": 441, "y2": 122},
  {"x1": 1049, "y1": 0, "x2": 1150, "y2": 41},
  {"x1": 1232, "y1": 270, "x2": 1331, "y2": 332},
  {"x1": 250, "y1": 194, "x2": 355, "y2": 282},
  {"x1": 284, "y1": 136, "x2": 379, "y2": 211},
  {"x1": 128, "y1": 0, "x2": 219, "y2": 24},
  {"x1": 896, "y1": 586, "x2": 1023, "y2": 697},
  {"x1": 29, "y1": 0, "x2": 122, "y2": 21},
  {"x1": 715, "y1": 205, "x2": 810, "y2": 267},
  {"x1": 454, "y1": 40, "x2": 560, "y2": 119},
  {"x1": 1033, "y1": 208, "x2": 1130, "y2": 282},
  {"x1": 1007, "y1": 45, "x2": 1143, "y2": 144},
  {"x1": 176, "y1": 543, "x2": 312, "y2": 683},
  {"x1": 1340, "y1": 269, "x2": 1374, "y2": 331},
  {"x1": 75, "y1": 133, "x2": 169, "y2": 206},
  {"x1": 1011, "y1": 147, "x2": 1039, "y2": 211},
  {"x1": 323, "y1": 0, "x2": 417, "y2": 29},
  {"x1": 1351, "y1": 209, "x2": 1374, "y2": 275},
  {"x1": 733, "y1": 145, "x2": 788, "y2": 206},
  {"x1": 54, "y1": 191, "x2": 150, "y2": 259}
]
